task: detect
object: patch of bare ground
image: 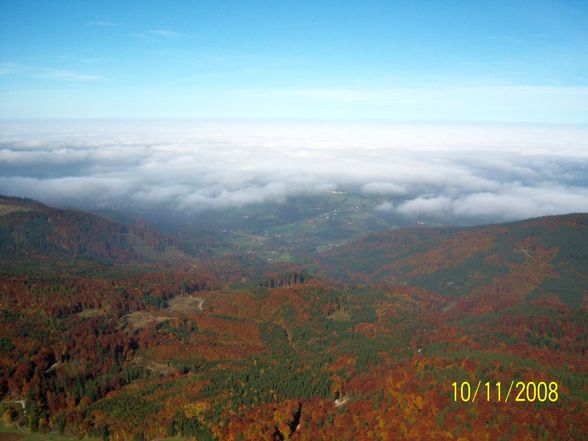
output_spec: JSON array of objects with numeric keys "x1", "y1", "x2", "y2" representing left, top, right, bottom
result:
[
  {"x1": 119, "y1": 311, "x2": 170, "y2": 331},
  {"x1": 168, "y1": 295, "x2": 205, "y2": 313},
  {"x1": 334, "y1": 396, "x2": 349, "y2": 407}
]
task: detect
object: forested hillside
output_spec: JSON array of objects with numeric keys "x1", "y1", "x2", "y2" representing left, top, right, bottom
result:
[
  {"x1": 320, "y1": 214, "x2": 588, "y2": 308},
  {"x1": 0, "y1": 196, "x2": 185, "y2": 265},
  {"x1": 1, "y1": 197, "x2": 586, "y2": 440}
]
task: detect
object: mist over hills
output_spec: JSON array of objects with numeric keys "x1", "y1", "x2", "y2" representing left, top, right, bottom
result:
[
  {"x1": 2, "y1": 120, "x2": 587, "y2": 225},
  {"x1": 2, "y1": 194, "x2": 586, "y2": 311}
]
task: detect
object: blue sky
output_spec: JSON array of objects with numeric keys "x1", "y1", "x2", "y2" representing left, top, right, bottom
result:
[{"x1": 1, "y1": 0, "x2": 587, "y2": 122}]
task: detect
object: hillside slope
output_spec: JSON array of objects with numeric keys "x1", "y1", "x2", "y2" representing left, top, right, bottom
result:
[
  {"x1": 320, "y1": 213, "x2": 588, "y2": 308},
  {"x1": 0, "y1": 195, "x2": 185, "y2": 264},
  {"x1": 0, "y1": 200, "x2": 587, "y2": 440}
]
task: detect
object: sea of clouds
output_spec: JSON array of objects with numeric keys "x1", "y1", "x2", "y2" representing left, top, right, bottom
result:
[{"x1": 1, "y1": 119, "x2": 587, "y2": 222}]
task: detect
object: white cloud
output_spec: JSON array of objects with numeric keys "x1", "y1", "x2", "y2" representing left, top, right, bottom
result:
[
  {"x1": 148, "y1": 29, "x2": 192, "y2": 39},
  {"x1": 395, "y1": 195, "x2": 454, "y2": 217},
  {"x1": 0, "y1": 120, "x2": 587, "y2": 222},
  {"x1": 393, "y1": 185, "x2": 588, "y2": 220},
  {"x1": 31, "y1": 69, "x2": 100, "y2": 82},
  {"x1": 361, "y1": 182, "x2": 407, "y2": 195},
  {"x1": 131, "y1": 30, "x2": 193, "y2": 40}
]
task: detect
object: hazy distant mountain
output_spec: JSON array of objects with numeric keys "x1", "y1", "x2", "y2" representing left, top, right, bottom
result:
[{"x1": 0, "y1": 195, "x2": 185, "y2": 264}]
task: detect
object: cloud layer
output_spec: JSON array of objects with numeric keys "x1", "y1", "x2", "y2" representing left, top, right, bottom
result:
[{"x1": 1, "y1": 120, "x2": 587, "y2": 222}]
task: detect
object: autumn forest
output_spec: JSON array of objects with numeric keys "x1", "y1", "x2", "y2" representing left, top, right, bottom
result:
[{"x1": 0, "y1": 194, "x2": 586, "y2": 440}]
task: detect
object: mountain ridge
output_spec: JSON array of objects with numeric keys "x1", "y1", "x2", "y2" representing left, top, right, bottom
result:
[
  {"x1": 0, "y1": 194, "x2": 190, "y2": 265},
  {"x1": 319, "y1": 212, "x2": 588, "y2": 309}
]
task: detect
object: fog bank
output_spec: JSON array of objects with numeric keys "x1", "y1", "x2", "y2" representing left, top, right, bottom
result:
[{"x1": 1, "y1": 120, "x2": 587, "y2": 222}]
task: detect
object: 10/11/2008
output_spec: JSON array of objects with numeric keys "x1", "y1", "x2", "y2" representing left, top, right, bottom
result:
[{"x1": 452, "y1": 381, "x2": 559, "y2": 403}]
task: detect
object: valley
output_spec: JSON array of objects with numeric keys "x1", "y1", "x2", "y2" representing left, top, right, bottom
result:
[{"x1": 0, "y1": 195, "x2": 586, "y2": 440}]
